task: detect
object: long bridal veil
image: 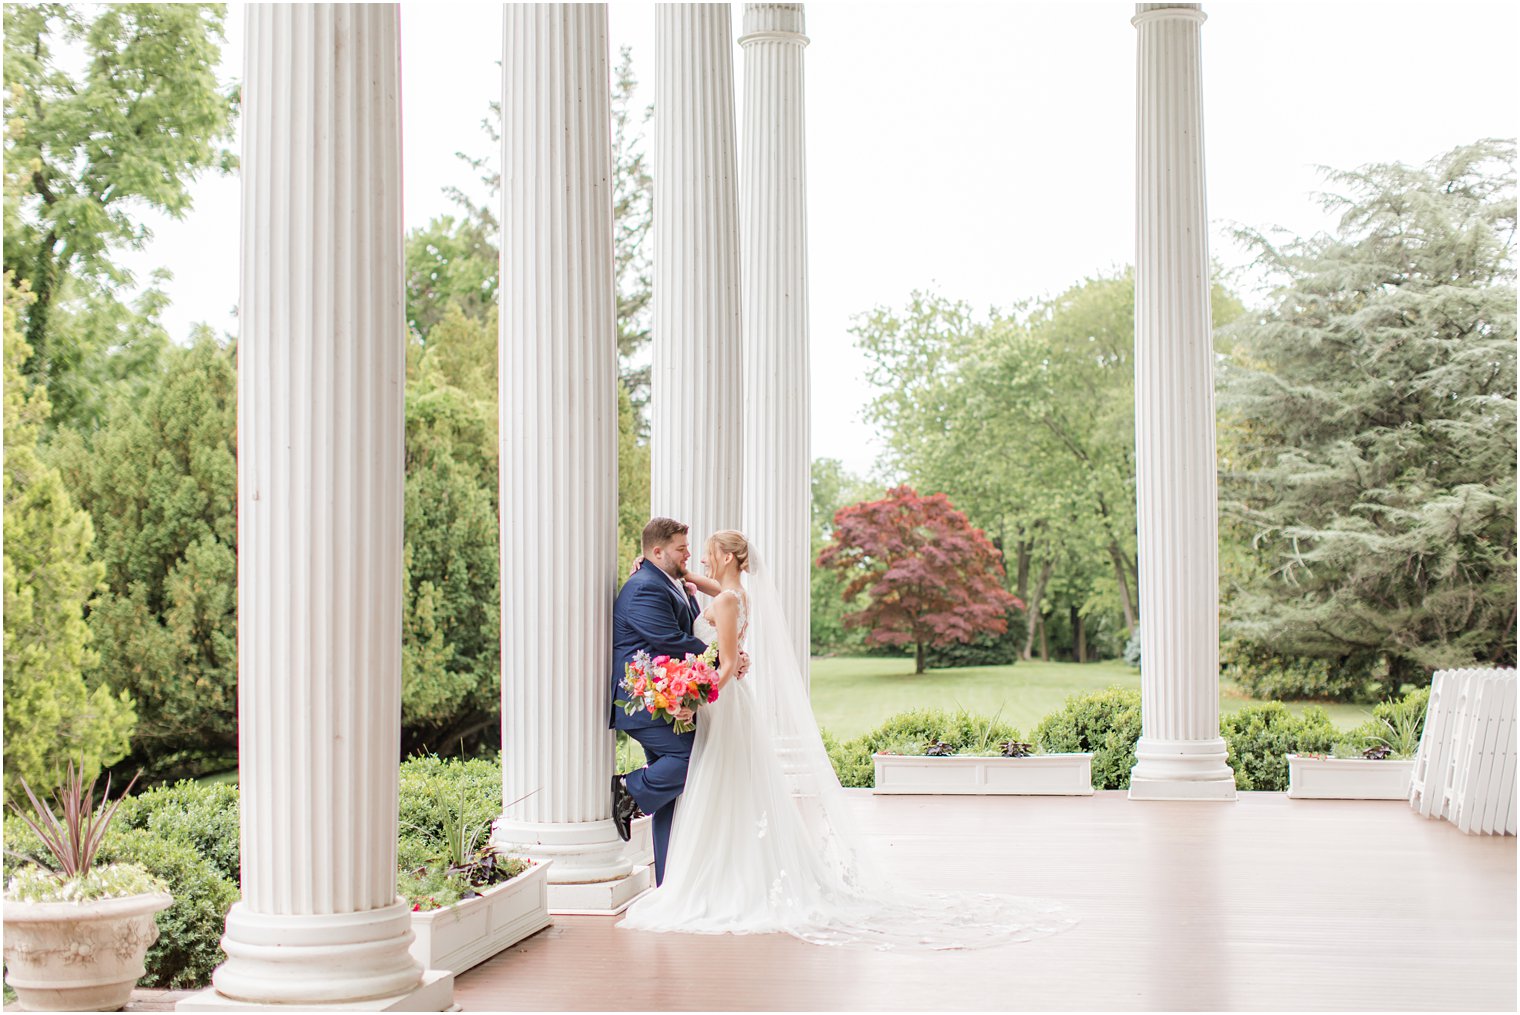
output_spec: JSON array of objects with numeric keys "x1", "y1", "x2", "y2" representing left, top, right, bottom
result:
[{"x1": 727, "y1": 547, "x2": 1077, "y2": 950}]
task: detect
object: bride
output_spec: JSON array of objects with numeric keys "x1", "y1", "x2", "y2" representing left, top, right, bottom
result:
[{"x1": 618, "y1": 529, "x2": 1076, "y2": 949}]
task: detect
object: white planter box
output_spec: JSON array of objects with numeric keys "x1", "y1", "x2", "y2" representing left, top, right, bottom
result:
[
  {"x1": 408, "y1": 858, "x2": 552, "y2": 974},
  {"x1": 1287, "y1": 755, "x2": 1415, "y2": 800},
  {"x1": 872, "y1": 753, "x2": 1094, "y2": 796}
]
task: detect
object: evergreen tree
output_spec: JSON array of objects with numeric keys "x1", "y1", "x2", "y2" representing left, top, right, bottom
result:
[
  {"x1": 401, "y1": 399, "x2": 501, "y2": 748},
  {"x1": 1220, "y1": 139, "x2": 1517, "y2": 695},
  {"x1": 48, "y1": 334, "x2": 237, "y2": 775},
  {"x1": 3, "y1": 274, "x2": 134, "y2": 795}
]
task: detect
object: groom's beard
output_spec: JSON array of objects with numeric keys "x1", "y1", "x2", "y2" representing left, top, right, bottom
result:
[{"x1": 654, "y1": 558, "x2": 686, "y2": 582}]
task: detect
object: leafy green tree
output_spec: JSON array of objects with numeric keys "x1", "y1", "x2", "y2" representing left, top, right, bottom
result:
[
  {"x1": 37, "y1": 274, "x2": 173, "y2": 434},
  {"x1": 809, "y1": 458, "x2": 873, "y2": 654},
  {"x1": 405, "y1": 215, "x2": 498, "y2": 344},
  {"x1": 610, "y1": 45, "x2": 654, "y2": 408},
  {"x1": 1219, "y1": 139, "x2": 1517, "y2": 695},
  {"x1": 3, "y1": 3, "x2": 237, "y2": 392},
  {"x1": 48, "y1": 334, "x2": 237, "y2": 776},
  {"x1": 618, "y1": 381, "x2": 652, "y2": 575},
  {"x1": 3, "y1": 274, "x2": 134, "y2": 795},
  {"x1": 856, "y1": 274, "x2": 1244, "y2": 662}
]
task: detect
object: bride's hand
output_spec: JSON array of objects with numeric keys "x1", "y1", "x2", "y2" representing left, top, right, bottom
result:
[{"x1": 628, "y1": 555, "x2": 644, "y2": 578}]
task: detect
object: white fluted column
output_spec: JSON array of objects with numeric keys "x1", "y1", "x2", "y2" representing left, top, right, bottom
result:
[
  {"x1": 740, "y1": 3, "x2": 811, "y2": 683},
  {"x1": 493, "y1": 3, "x2": 645, "y2": 912},
  {"x1": 1129, "y1": 2, "x2": 1236, "y2": 801},
  {"x1": 651, "y1": 3, "x2": 743, "y2": 552},
  {"x1": 186, "y1": 6, "x2": 452, "y2": 1010}
]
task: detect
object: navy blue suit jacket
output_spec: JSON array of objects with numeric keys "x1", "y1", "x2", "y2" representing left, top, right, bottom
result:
[{"x1": 609, "y1": 561, "x2": 710, "y2": 730}]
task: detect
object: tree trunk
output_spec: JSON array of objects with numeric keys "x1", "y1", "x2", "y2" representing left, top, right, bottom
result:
[
  {"x1": 1071, "y1": 605, "x2": 1087, "y2": 663},
  {"x1": 914, "y1": 640, "x2": 926, "y2": 675},
  {"x1": 1021, "y1": 557, "x2": 1054, "y2": 661},
  {"x1": 22, "y1": 235, "x2": 57, "y2": 377},
  {"x1": 1038, "y1": 612, "x2": 1050, "y2": 661},
  {"x1": 1109, "y1": 541, "x2": 1138, "y2": 634},
  {"x1": 1014, "y1": 539, "x2": 1030, "y2": 601}
]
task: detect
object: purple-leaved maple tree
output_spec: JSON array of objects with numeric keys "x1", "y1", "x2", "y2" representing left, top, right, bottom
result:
[{"x1": 816, "y1": 485, "x2": 1021, "y2": 674}]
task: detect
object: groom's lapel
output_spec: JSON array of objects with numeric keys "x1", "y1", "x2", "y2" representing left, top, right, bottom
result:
[{"x1": 645, "y1": 562, "x2": 695, "y2": 623}]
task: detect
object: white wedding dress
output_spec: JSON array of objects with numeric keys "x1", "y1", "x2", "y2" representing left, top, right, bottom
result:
[{"x1": 618, "y1": 553, "x2": 1076, "y2": 950}]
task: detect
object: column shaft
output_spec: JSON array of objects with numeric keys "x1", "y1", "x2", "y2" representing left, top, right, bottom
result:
[
  {"x1": 1129, "y1": 2, "x2": 1236, "y2": 800},
  {"x1": 740, "y1": 3, "x2": 812, "y2": 681},
  {"x1": 212, "y1": 3, "x2": 430, "y2": 1005},
  {"x1": 494, "y1": 2, "x2": 634, "y2": 891},
  {"x1": 651, "y1": 3, "x2": 743, "y2": 551}
]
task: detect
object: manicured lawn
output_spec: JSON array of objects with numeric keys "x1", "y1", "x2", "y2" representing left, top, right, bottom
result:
[{"x1": 808, "y1": 655, "x2": 1375, "y2": 740}]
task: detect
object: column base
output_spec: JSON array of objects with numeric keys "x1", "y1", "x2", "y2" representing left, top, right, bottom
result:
[
  {"x1": 177, "y1": 970, "x2": 454, "y2": 1012},
  {"x1": 1128, "y1": 735, "x2": 1238, "y2": 801},
  {"x1": 1128, "y1": 776, "x2": 1238, "y2": 801},
  {"x1": 208, "y1": 900, "x2": 427, "y2": 1006},
  {"x1": 493, "y1": 817, "x2": 633, "y2": 884},
  {"x1": 548, "y1": 863, "x2": 653, "y2": 915},
  {"x1": 623, "y1": 814, "x2": 654, "y2": 868}
]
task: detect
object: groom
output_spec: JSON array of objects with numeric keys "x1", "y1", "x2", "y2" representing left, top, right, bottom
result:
[{"x1": 609, "y1": 517, "x2": 710, "y2": 886}]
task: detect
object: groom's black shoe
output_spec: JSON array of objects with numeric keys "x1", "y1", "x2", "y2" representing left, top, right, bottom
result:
[{"x1": 611, "y1": 774, "x2": 637, "y2": 842}]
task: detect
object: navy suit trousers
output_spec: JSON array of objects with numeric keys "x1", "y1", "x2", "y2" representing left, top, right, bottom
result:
[{"x1": 622, "y1": 721, "x2": 697, "y2": 886}]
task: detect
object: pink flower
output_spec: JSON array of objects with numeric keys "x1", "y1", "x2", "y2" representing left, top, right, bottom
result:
[
  {"x1": 708, "y1": 688, "x2": 719, "y2": 703},
  {"x1": 652, "y1": 655, "x2": 670, "y2": 667}
]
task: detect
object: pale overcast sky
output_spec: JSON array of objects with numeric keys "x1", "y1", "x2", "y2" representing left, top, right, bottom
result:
[{"x1": 117, "y1": 1, "x2": 1518, "y2": 477}]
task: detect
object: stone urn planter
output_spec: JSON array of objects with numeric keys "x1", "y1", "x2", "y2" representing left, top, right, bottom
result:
[
  {"x1": 1287, "y1": 754, "x2": 1415, "y2": 800},
  {"x1": 872, "y1": 752, "x2": 1095, "y2": 795},
  {"x1": 407, "y1": 858, "x2": 552, "y2": 975},
  {"x1": 2, "y1": 891, "x2": 173, "y2": 1012}
]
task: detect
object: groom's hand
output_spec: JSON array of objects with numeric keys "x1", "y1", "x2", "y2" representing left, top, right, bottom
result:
[{"x1": 737, "y1": 651, "x2": 751, "y2": 681}]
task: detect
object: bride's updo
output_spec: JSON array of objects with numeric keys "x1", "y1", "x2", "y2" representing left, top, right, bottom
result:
[{"x1": 707, "y1": 529, "x2": 751, "y2": 573}]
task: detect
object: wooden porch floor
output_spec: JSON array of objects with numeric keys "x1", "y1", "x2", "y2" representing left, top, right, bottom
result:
[{"x1": 453, "y1": 791, "x2": 1516, "y2": 1012}]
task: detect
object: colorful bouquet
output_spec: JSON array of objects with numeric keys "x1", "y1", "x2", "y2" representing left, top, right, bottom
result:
[{"x1": 615, "y1": 646, "x2": 720, "y2": 735}]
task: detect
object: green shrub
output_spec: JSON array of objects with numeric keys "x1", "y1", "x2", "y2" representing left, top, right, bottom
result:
[
  {"x1": 116, "y1": 780, "x2": 241, "y2": 883},
  {"x1": 1033, "y1": 687, "x2": 1143, "y2": 790},
  {"x1": 1221, "y1": 642, "x2": 1375, "y2": 703},
  {"x1": 820, "y1": 728, "x2": 873, "y2": 790},
  {"x1": 1339, "y1": 686, "x2": 1431, "y2": 758},
  {"x1": 1220, "y1": 703, "x2": 1338, "y2": 790},
  {"x1": 397, "y1": 754, "x2": 504, "y2": 867},
  {"x1": 824, "y1": 709, "x2": 1024, "y2": 788},
  {"x1": 95, "y1": 828, "x2": 239, "y2": 988}
]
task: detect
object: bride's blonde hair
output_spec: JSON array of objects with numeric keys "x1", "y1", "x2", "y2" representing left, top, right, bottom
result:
[{"x1": 707, "y1": 529, "x2": 751, "y2": 573}]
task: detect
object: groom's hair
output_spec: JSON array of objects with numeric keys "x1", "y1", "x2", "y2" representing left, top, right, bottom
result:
[{"x1": 642, "y1": 517, "x2": 689, "y2": 551}]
